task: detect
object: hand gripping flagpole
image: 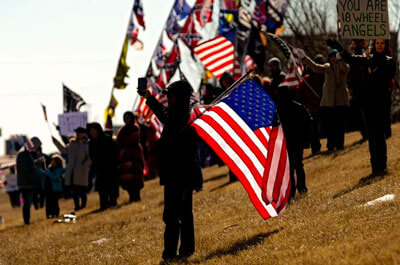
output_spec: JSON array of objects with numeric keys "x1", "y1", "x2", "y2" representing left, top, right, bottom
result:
[{"x1": 265, "y1": 32, "x2": 320, "y2": 100}]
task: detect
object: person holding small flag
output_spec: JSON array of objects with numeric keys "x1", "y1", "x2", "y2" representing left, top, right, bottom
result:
[{"x1": 138, "y1": 80, "x2": 202, "y2": 261}]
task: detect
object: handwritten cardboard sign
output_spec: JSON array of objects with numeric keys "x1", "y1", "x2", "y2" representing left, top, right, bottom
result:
[
  {"x1": 58, "y1": 112, "x2": 88, "y2": 136},
  {"x1": 338, "y1": 0, "x2": 390, "y2": 39}
]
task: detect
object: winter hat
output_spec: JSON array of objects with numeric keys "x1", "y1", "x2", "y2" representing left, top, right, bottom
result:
[
  {"x1": 268, "y1": 57, "x2": 281, "y2": 69},
  {"x1": 328, "y1": 49, "x2": 339, "y2": 59}
]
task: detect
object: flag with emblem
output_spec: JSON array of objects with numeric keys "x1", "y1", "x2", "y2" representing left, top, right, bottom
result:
[
  {"x1": 166, "y1": 15, "x2": 182, "y2": 41},
  {"x1": 192, "y1": 78, "x2": 291, "y2": 219},
  {"x1": 173, "y1": 0, "x2": 192, "y2": 20},
  {"x1": 63, "y1": 84, "x2": 86, "y2": 112},
  {"x1": 179, "y1": 14, "x2": 202, "y2": 50},
  {"x1": 192, "y1": 0, "x2": 214, "y2": 27}
]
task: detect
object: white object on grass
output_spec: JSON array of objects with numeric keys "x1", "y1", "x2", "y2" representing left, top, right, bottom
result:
[
  {"x1": 364, "y1": 194, "x2": 395, "y2": 206},
  {"x1": 91, "y1": 238, "x2": 111, "y2": 244}
]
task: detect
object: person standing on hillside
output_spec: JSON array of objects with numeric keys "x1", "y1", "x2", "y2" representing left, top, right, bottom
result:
[
  {"x1": 116, "y1": 111, "x2": 145, "y2": 203},
  {"x1": 328, "y1": 38, "x2": 396, "y2": 175},
  {"x1": 87, "y1": 122, "x2": 119, "y2": 210},
  {"x1": 138, "y1": 80, "x2": 202, "y2": 261},
  {"x1": 5, "y1": 166, "x2": 20, "y2": 208},
  {"x1": 64, "y1": 127, "x2": 91, "y2": 211},
  {"x1": 16, "y1": 137, "x2": 46, "y2": 225},
  {"x1": 42, "y1": 154, "x2": 65, "y2": 218},
  {"x1": 297, "y1": 54, "x2": 325, "y2": 154},
  {"x1": 298, "y1": 48, "x2": 350, "y2": 151}
]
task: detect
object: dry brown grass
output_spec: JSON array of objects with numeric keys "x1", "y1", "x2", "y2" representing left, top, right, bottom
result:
[{"x1": 1, "y1": 124, "x2": 400, "y2": 265}]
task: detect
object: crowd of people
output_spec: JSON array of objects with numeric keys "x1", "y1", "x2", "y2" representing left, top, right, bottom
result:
[
  {"x1": 1, "y1": 37, "x2": 396, "y2": 262},
  {"x1": 7, "y1": 115, "x2": 146, "y2": 225}
]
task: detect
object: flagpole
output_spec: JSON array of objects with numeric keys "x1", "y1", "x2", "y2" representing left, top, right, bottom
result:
[{"x1": 106, "y1": 0, "x2": 138, "y2": 128}]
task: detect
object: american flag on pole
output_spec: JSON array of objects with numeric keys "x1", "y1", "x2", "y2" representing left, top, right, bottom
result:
[
  {"x1": 279, "y1": 46, "x2": 304, "y2": 89},
  {"x1": 192, "y1": 78, "x2": 291, "y2": 219}
]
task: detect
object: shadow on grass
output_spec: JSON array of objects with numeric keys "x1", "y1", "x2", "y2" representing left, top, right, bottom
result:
[
  {"x1": 333, "y1": 172, "x2": 386, "y2": 199},
  {"x1": 192, "y1": 229, "x2": 280, "y2": 263},
  {"x1": 203, "y1": 172, "x2": 228, "y2": 183},
  {"x1": 304, "y1": 139, "x2": 367, "y2": 160},
  {"x1": 210, "y1": 180, "x2": 237, "y2": 192}
]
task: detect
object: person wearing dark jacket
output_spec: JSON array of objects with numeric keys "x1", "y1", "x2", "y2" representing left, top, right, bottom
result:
[
  {"x1": 265, "y1": 57, "x2": 287, "y2": 98},
  {"x1": 347, "y1": 39, "x2": 368, "y2": 140},
  {"x1": 328, "y1": 38, "x2": 396, "y2": 175},
  {"x1": 297, "y1": 54, "x2": 325, "y2": 154},
  {"x1": 274, "y1": 86, "x2": 311, "y2": 198},
  {"x1": 87, "y1": 122, "x2": 119, "y2": 210},
  {"x1": 116, "y1": 111, "x2": 145, "y2": 202},
  {"x1": 16, "y1": 137, "x2": 47, "y2": 225},
  {"x1": 139, "y1": 80, "x2": 202, "y2": 261}
]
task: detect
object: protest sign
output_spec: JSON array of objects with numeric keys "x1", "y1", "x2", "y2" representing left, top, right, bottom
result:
[
  {"x1": 58, "y1": 112, "x2": 88, "y2": 136},
  {"x1": 337, "y1": 0, "x2": 390, "y2": 39}
]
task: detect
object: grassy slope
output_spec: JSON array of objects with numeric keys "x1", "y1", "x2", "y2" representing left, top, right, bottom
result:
[{"x1": 0, "y1": 124, "x2": 400, "y2": 265}]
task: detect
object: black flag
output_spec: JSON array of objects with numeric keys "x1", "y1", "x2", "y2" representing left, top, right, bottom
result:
[{"x1": 63, "y1": 84, "x2": 86, "y2": 113}]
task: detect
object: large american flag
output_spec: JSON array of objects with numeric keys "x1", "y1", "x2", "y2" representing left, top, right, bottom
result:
[{"x1": 192, "y1": 78, "x2": 291, "y2": 219}]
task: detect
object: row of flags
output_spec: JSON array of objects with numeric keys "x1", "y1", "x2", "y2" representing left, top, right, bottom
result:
[
  {"x1": 105, "y1": 0, "x2": 146, "y2": 129},
  {"x1": 93, "y1": 0, "x2": 294, "y2": 219},
  {"x1": 134, "y1": 0, "x2": 289, "y2": 140}
]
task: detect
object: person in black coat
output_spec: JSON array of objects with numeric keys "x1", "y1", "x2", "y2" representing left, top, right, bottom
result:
[
  {"x1": 87, "y1": 122, "x2": 119, "y2": 210},
  {"x1": 139, "y1": 80, "x2": 202, "y2": 261},
  {"x1": 274, "y1": 86, "x2": 311, "y2": 198},
  {"x1": 329, "y1": 38, "x2": 396, "y2": 175}
]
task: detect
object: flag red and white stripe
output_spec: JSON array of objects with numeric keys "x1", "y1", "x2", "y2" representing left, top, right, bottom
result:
[
  {"x1": 194, "y1": 35, "x2": 234, "y2": 78},
  {"x1": 192, "y1": 78, "x2": 291, "y2": 219},
  {"x1": 280, "y1": 47, "x2": 304, "y2": 89}
]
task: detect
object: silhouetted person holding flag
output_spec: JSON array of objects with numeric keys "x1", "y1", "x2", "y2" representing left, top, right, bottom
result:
[{"x1": 138, "y1": 80, "x2": 202, "y2": 261}]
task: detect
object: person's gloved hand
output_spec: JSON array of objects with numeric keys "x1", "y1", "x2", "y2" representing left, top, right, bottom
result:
[
  {"x1": 297, "y1": 48, "x2": 306, "y2": 59},
  {"x1": 326, "y1": 39, "x2": 343, "y2": 52},
  {"x1": 137, "y1": 88, "x2": 151, "y2": 99},
  {"x1": 336, "y1": 53, "x2": 342, "y2": 60}
]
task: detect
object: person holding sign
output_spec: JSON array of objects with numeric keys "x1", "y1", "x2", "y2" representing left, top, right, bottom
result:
[{"x1": 328, "y1": 38, "x2": 395, "y2": 175}]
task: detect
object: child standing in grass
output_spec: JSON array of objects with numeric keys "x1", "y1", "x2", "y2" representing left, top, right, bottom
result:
[{"x1": 44, "y1": 154, "x2": 65, "y2": 218}]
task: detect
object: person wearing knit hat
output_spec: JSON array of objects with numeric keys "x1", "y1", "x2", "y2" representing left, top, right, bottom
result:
[{"x1": 266, "y1": 57, "x2": 287, "y2": 102}]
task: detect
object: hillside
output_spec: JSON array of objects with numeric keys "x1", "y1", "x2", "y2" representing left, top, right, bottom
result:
[{"x1": 0, "y1": 124, "x2": 400, "y2": 265}]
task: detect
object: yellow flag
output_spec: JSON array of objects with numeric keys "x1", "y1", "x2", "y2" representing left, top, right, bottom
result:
[{"x1": 113, "y1": 34, "x2": 130, "y2": 89}]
